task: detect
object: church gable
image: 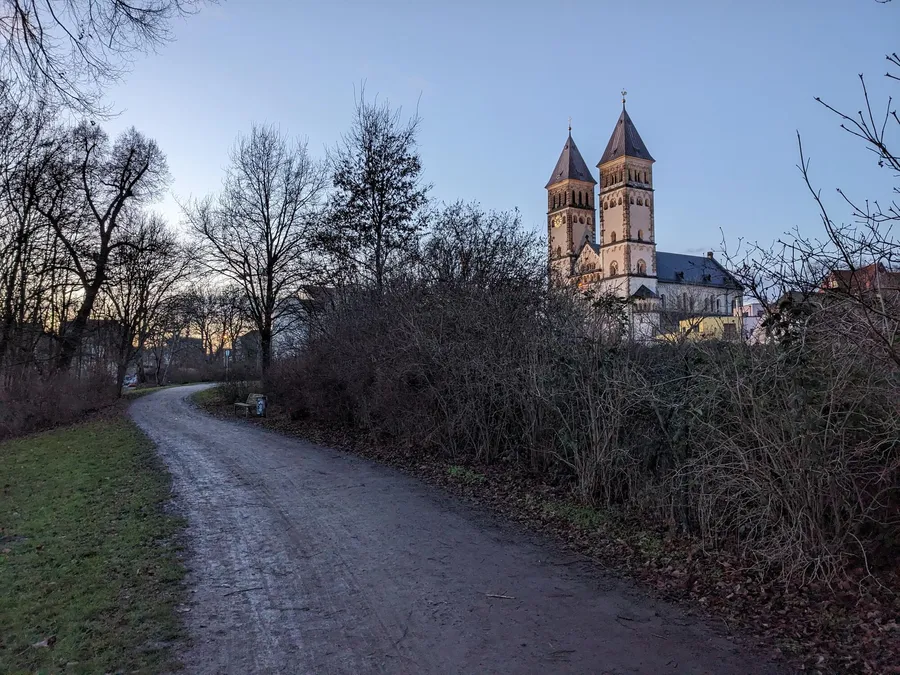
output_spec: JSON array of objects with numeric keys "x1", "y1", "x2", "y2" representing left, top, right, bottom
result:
[{"x1": 575, "y1": 241, "x2": 601, "y2": 274}]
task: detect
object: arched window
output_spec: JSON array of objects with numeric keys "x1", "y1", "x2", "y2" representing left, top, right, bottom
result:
[
  {"x1": 630, "y1": 196, "x2": 635, "y2": 205},
  {"x1": 610, "y1": 231, "x2": 617, "y2": 243},
  {"x1": 603, "y1": 201, "x2": 608, "y2": 210},
  {"x1": 637, "y1": 259, "x2": 647, "y2": 275},
  {"x1": 556, "y1": 246, "x2": 562, "y2": 257},
  {"x1": 637, "y1": 197, "x2": 643, "y2": 206},
  {"x1": 572, "y1": 190, "x2": 576, "y2": 204},
  {"x1": 579, "y1": 216, "x2": 585, "y2": 224},
  {"x1": 610, "y1": 261, "x2": 618, "y2": 276},
  {"x1": 618, "y1": 196, "x2": 623, "y2": 205},
  {"x1": 628, "y1": 170, "x2": 633, "y2": 181},
  {"x1": 637, "y1": 229, "x2": 643, "y2": 241}
]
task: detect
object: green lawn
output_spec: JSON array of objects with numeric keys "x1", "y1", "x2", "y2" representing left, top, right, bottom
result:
[
  {"x1": 121, "y1": 383, "x2": 181, "y2": 400},
  {"x1": 0, "y1": 417, "x2": 185, "y2": 674},
  {"x1": 188, "y1": 385, "x2": 223, "y2": 406}
]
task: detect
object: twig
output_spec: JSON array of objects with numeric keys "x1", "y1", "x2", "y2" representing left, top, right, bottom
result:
[
  {"x1": 223, "y1": 585, "x2": 265, "y2": 597},
  {"x1": 485, "y1": 593, "x2": 516, "y2": 600}
]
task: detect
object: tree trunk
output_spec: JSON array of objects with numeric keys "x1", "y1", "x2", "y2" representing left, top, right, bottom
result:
[
  {"x1": 115, "y1": 359, "x2": 128, "y2": 399},
  {"x1": 57, "y1": 282, "x2": 101, "y2": 371},
  {"x1": 259, "y1": 327, "x2": 272, "y2": 385}
]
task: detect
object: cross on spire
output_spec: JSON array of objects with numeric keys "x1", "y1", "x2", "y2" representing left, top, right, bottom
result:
[
  {"x1": 621, "y1": 89, "x2": 627, "y2": 108},
  {"x1": 568, "y1": 116, "x2": 572, "y2": 134}
]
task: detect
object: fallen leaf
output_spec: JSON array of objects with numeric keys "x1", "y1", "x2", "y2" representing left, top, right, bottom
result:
[{"x1": 31, "y1": 635, "x2": 56, "y2": 648}]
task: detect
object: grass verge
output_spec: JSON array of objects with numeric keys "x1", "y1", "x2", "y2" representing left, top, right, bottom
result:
[
  {"x1": 188, "y1": 386, "x2": 224, "y2": 407},
  {"x1": 0, "y1": 417, "x2": 185, "y2": 674},
  {"x1": 121, "y1": 383, "x2": 182, "y2": 401}
]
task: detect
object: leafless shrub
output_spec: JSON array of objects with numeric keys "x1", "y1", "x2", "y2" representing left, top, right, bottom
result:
[
  {"x1": 0, "y1": 366, "x2": 114, "y2": 440},
  {"x1": 270, "y1": 201, "x2": 900, "y2": 584}
]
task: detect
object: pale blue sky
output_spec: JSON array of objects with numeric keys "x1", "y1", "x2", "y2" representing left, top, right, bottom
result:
[{"x1": 103, "y1": 0, "x2": 898, "y2": 256}]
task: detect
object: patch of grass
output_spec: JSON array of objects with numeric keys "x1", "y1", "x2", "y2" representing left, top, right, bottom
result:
[
  {"x1": 543, "y1": 501, "x2": 611, "y2": 530},
  {"x1": 0, "y1": 418, "x2": 186, "y2": 674},
  {"x1": 448, "y1": 465, "x2": 486, "y2": 485},
  {"x1": 122, "y1": 384, "x2": 180, "y2": 400},
  {"x1": 189, "y1": 385, "x2": 225, "y2": 407}
]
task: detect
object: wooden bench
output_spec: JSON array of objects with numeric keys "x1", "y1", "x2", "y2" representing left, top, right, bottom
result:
[{"x1": 234, "y1": 393, "x2": 267, "y2": 418}]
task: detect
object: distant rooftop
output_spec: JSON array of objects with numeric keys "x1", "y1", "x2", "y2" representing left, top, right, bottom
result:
[{"x1": 656, "y1": 252, "x2": 742, "y2": 290}]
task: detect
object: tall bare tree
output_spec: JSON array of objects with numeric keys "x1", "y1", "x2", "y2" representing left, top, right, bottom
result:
[
  {"x1": 318, "y1": 88, "x2": 430, "y2": 295},
  {"x1": 0, "y1": 0, "x2": 207, "y2": 113},
  {"x1": 185, "y1": 124, "x2": 327, "y2": 378},
  {"x1": 36, "y1": 122, "x2": 169, "y2": 370},
  {"x1": 0, "y1": 92, "x2": 61, "y2": 368},
  {"x1": 98, "y1": 211, "x2": 191, "y2": 392}
]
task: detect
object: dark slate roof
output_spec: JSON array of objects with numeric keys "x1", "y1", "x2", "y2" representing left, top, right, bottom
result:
[
  {"x1": 546, "y1": 133, "x2": 597, "y2": 188},
  {"x1": 656, "y1": 252, "x2": 743, "y2": 290},
  {"x1": 598, "y1": 107, "x2": 654, "y2": 165},
  {"x1": 631, "y1": 284, "x2": 659, "y2": 299}
]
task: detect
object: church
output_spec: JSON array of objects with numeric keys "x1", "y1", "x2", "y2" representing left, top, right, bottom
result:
[{"x1": 546, "y1": 97, "x2": 743, "y2": 338}]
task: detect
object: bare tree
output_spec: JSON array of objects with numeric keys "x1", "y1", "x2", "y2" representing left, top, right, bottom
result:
[
  {"x1": 184, "y1": 124, "x2": 327, "y2": 379},
  {"x1": 0, "y1": 92, "x2": 62, "y2": 368},
  {"x1": 98, "y1": 211, "x2": 191, "y2": 393},
  {"x1": 317, "y1": 88, "x2": 430, "y2": 295},
  {"x1": 0, "y1": 0, "x2": 207, "y2": 113},
  {"x1": 36, "y1": 122, "x2": 169, "y2": 370},
  {"x1": 725, "y1": 15, "x2": 900, "y2": 367},
  {"x1": 180, "y1": 282, "x2": 250, "y2": 362}
]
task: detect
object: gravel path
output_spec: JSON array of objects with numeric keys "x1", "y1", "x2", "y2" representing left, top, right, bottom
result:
[{"x1": 130, "y1": 384, "x2": 779, "y2": 675}]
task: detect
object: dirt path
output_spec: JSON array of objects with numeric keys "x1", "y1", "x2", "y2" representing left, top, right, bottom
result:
[{"x1": 130, "y1": 385, "x2": 779, "y2": 675}]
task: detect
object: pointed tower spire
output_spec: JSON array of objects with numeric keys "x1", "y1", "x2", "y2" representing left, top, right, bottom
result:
[
  {"x1": 545, "y1": 132, "x2": 597, "y2": 188},
  {"x1": 546, "y1": 129, "x2": 597, "y2": 282},
  {"x1": 599, "y1": 105, "x2": 653, "y2": 165}
]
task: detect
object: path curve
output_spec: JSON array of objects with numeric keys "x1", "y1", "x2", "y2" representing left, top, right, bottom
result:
[{"x1": 131, "y1": 385, "x2": 779, "y2": 675}]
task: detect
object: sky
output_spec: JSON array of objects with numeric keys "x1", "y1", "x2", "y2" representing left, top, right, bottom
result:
[{"x1": 102, "y1": 0, "x2": 898, "y2": 258}]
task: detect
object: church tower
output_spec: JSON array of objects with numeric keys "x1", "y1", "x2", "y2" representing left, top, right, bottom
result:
[
  {"x1": 546, "y1": 127, "x2": 597, "y2": 279},
  {"x1": 597, "y1": 96, "x2": 657, "y2": 297}
]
